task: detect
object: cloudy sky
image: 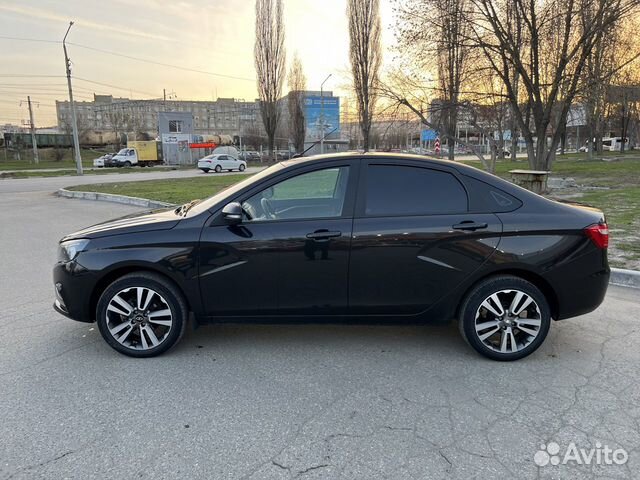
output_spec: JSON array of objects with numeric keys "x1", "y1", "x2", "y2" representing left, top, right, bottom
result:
[{"x1": 0, "y1": 0, "x2": 396, "y2": 126}]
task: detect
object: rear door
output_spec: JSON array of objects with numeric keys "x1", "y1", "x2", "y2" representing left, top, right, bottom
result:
[{"x1": 348, "y1": 159, "x2": 502, "y2": 315}]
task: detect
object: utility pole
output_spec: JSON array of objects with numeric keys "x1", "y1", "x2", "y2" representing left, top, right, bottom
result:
[
  {"x1": 63, "y1": 21, "x2": 83, "y2": 175},
  {"x1": 320, "y1": 74, "x2": 332, "y2": 154},
  {"x1": 24, "y1": 96, "x2": 39, "y2": 164}
]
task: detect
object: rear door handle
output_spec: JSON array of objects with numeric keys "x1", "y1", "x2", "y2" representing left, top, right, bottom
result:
[
  {"x1": 306, "y1": 230, "x2": 342, "y2": 240},
  {"x1": 452, "y1": 221, "x2": 488, "y2": 231}
]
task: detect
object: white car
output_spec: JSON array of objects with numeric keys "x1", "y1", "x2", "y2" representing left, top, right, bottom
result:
[{"x1": 197, "y1": 154, "x2": 247, "y2": 173}]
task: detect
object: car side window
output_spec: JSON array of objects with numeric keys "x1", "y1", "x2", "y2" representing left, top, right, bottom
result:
[
  {"x1": 364, "y1": 165, "x2": 467, "y2": 216},
  {"x1": 242, "y1": 167, "x2": 350, "y2": 222},
  {"x1": 218, "y1": 155, "x2": 226, "y2": 161}
]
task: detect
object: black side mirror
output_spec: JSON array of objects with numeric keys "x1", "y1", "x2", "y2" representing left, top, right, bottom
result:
[{"x1": 222, "y1": 202, "x2": 243, "y2": 225}]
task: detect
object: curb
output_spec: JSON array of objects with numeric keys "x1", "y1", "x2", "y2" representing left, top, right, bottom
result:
[
  {"x1": 610, "y1": 268, "x2": 640, "y2": 289},
  {"x1": 56, "y1": 188, "x2": 176, "y2": 209},
  {"x1": 55, "y1": 188, "x2": 640, "y2": 290}
]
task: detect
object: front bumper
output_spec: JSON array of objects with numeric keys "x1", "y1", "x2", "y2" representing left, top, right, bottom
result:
[{"x1": 52, "y1": 261, "x2": 96, "y2": 323}]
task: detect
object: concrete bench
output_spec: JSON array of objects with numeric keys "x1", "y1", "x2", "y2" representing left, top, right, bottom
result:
[{"x1": 509, "y1": 169, "x2": 550, "y2": 194}]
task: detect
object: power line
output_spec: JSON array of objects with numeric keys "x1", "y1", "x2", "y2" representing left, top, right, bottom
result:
[
  {"x1": 67, "y1": 42, "x2": 256, "y2": 82},
  {"x1": 0, "y1": 36, "x2": 255, "y2": 82},
  {"x1": 73, "y1": 77, "x2": 159, "y2": 98}
]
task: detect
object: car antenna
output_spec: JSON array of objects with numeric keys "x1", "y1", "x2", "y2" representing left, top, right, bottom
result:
[{"x1": 292, "y1": 127, "x2": 339, "y2": 158}]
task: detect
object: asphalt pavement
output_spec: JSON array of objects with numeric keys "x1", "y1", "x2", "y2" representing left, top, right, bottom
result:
[{"x1": 1, "y1": 179, "x2": 640, "y2": 479}]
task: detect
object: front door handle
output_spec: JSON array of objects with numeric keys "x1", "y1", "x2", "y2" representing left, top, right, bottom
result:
[
  {"x1": 306, "y1": 230, "x2": 342, "y2": 240},
  {"x1": 452, "y1": 221, "x2": 488, "y2": 231}
]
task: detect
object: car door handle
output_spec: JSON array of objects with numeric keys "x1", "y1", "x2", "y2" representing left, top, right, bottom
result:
[
  {"x1": 452, "y1": 221, "x2": 488, "y2": 231},
  {"x1": 306, "y1": 230, "x2": 342, "y2": 240}
]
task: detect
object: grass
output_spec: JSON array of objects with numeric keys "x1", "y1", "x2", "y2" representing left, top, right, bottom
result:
[
  {"x1": 0, "y1": 148, "x2": 104, "y2": 170},
  {"x1": 579, "y1": 187, "x2": 640, "y2": 267},
  {"x1": 66, "y1": 174, "x2": 249, "y2": 205}
]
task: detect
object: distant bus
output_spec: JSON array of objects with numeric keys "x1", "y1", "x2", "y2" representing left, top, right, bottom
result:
[{"x1": 602, "y1": 137, "x2": 628, "y2": 151}]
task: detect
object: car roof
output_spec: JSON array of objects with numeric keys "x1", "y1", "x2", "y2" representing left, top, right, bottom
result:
[{"x1": 279, "y1": 152, "x2": 542, "y2": 202}]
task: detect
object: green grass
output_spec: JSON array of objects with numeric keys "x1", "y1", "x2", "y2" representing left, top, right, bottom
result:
[
  {"x1": 66, "y1": 174, "x2": 249, "y2": 205},
  {"x1": 579, "y1": 187, "x2": 640, "y2": 266},
  {"x1": 0, "y1": 148, "x2": 105, "y2": 170}
]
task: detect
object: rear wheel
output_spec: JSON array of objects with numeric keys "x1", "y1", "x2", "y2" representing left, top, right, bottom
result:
[
  {"x1": 459, "y1": 276, "x2": 551, "y2": 361},
  {"x1": 96, "y1": 272, "x2": 188, "y2": 357},
  {"x1": 214, "y1": 164, "x2": 222, "y2": 173},
  {"x1": 200, "y1": 168, "x2": 210, "y2": 173}
]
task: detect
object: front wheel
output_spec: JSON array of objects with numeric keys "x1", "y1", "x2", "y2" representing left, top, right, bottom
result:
[
  {"x1": 239, "y1": 164, "x2": 246, "y2": 172},
  {"x1": 123, "y1": 161, "x2": 132, "y2": 168},
  {"x1": 96, "y1": 272, "x2": 188, "y2": 357},
  {"x1": 459, "y1": 276, "x2": 551, "y2": 361}
]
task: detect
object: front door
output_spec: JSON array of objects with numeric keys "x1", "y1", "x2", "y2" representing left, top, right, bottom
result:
[
  {"x1": 198, "y1": 162, "x2": 358, "y2": 317},
  {"x1": 349, "y1": 161, "x2": 502, "y2": 315}
]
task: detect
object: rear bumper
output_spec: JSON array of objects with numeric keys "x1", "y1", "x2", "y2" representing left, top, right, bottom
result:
[{"x1": 544, "y1": 249, "x2": 610, "y2": 320}]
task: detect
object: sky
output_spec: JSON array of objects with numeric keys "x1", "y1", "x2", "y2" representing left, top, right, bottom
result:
[{"x1": 0, "y1": 0, "x2": 397, "y2": 127}]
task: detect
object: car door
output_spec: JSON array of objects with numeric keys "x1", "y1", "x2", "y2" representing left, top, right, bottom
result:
[
  {"x1": 348, "y1": 159, "x2": 502, "y2": 315},
  {"x1": 198, "y1": 160, "x2": 359, "y2": 318},
  {"x1": 216, "y1": 155, "x2": 228, "y2": 168}
]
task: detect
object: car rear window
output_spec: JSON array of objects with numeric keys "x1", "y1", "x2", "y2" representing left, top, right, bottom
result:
[
  {"x1": 364, "y1": 165, "x2": 468, "y2": 216},
  {"x1": 461, "y1": 175, "x2": 522, "y2": 213}
]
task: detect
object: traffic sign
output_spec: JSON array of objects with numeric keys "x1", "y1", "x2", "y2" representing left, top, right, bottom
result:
[{"x1": 434, "y1": 137, "x2": 441, "y2": 154}]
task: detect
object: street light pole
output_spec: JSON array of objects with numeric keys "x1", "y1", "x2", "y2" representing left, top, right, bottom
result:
[
  {"x1": 320, "y1": 74, "x2": 332, "y2": 154},
  {"x1": 26, "y1": 96, "x2": 39, "y2": 164},
  {"x1": 63, "y1": 21, "x2": 83, "y2": 175}
]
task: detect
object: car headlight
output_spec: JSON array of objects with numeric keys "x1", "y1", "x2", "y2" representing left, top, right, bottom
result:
[{"x1": 57, "y1": 239, "x2": 90, "y2": 263}]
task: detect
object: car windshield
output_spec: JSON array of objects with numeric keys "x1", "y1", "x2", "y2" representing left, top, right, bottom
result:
[
  {"x1": 187, "y1": 162, "x2": 285, "y2": 216},
  {"x1": 116, "y1": 148, "x2": 128, "y2": 155}
]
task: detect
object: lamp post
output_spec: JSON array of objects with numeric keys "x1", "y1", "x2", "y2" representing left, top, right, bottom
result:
[
  {"x1": 320, "y1": 74, "x2": 332, "y2": 154},
  {"x1": 63, "y1": 21, "x2": 83, "y2": 175}
]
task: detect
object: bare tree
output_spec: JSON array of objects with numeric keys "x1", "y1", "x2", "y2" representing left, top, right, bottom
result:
[
  {"x1": 348, "y1": 0, "x2": 382, "y2": 151},
  {"x1": 395, "y1": 0, "x2": 473, "y2": 160},
  {"x1": 255, "y1": 0, "x2": 286, "y2": 161},
  {"x1": 104, "y1": 108, "x2": 130, "y2": 148},
  {"x1": 468, "y1": 0, "x2": 639, "y2": 170},
  {"x1": 287, "y1": 54, "x2": 307, "y2": 153}
]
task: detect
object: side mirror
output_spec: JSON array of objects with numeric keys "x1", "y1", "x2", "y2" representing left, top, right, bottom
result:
[{"x1": 222, "y1": 202, "x2": 243, "y2": 225}]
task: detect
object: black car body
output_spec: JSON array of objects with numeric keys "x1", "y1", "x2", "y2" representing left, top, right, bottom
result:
[{"x1": 54, "y1": 153, "x2": 610, "y2": 359}]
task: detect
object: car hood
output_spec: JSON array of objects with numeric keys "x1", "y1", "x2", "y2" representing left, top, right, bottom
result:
[{"x1": 61, "y1": 207, "x2": 181, "y2": 241}]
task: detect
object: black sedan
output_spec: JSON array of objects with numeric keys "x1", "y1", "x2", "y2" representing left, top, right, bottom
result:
[{"x1": 53, "y1": 153, "x2": 610, "y2": 360}]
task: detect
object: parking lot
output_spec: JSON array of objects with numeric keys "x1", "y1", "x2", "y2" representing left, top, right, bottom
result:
[{"x1": 1, "y1": 182, "x2": 640, "y2": 479}]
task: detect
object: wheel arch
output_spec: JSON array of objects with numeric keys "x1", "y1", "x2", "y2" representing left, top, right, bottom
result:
[
  {"x1": 456, "y1": 269, "x2": 560, "y2": 320},
  {"x1": 89, "y1": 265, "x2": 192, "y2": 322}
]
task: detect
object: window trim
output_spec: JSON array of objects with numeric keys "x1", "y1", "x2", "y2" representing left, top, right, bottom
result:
[
  {"x1": 242, "y1": 165, "x2": 352, "y2": 224},
  {"x1": 209, "y1": 160, "x2": 361, "y2": 226},
  {"x1": 354, "y1": 160, "x2": 470, "y2": 218}
]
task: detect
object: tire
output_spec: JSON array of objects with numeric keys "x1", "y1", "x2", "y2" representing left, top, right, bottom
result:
[
  {"x1": 239, "y1": 164, "x2": 246, "y2": 172},
  {"x1": 96, "y1": 272, "x2": 188, "y2": 358},
  {"x1": 214, "y1": 164, "x2": 222, "y2": 173},
  {"x1": 458, "y1": 275, "x2": 551, "y2": 361},
  {"x1": 123, "y1": 161, "x2": 132, "y2": 168},
  {"x1": 200, "y1": 168, "x2": 210, "y2": 173}
]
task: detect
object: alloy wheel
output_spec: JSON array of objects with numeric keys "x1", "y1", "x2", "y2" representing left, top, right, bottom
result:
[
  {"x1": 105, "y1": 287, "x2": 173, "y2": 350},
  {"x1": 473, "y1": 289, "x2": 542, "y2": 354}
]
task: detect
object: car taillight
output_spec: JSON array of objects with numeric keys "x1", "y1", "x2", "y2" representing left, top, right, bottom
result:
[{"x1": 585, "y1": 223, "x2": 609, "y2": 249}]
